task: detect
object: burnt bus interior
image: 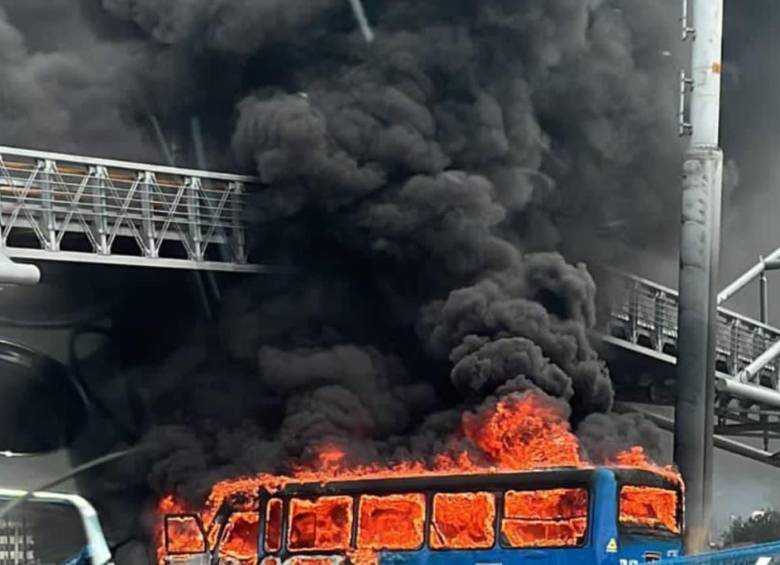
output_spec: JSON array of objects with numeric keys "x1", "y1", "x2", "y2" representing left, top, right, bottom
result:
[{"x1": 164, "y1": 469, "x2": 682, "y2": 563}]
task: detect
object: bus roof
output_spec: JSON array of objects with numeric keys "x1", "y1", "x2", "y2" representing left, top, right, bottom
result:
[{"x1": 258, "y1": 467, "x2": 678, "y2": 499}]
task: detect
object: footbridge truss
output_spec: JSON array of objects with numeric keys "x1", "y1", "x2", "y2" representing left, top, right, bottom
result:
[
  {"x1": 601, "y1": 270, "x2": 780, "y2": 465},
  {"x1": 0, "y1": 146, "x2": 268, "y2": 273}
]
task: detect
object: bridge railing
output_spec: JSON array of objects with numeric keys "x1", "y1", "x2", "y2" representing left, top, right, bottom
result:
[
  {"x1": 0, "y1": 146, "x2": 264, "y2": 272},
  {"x1": 604, "y1": 271, "x2": 780, "y2": 391}
]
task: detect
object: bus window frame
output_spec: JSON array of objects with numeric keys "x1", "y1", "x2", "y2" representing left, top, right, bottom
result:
[
  {"x1": 497, "y1": 483, "x2": 592, "y2": 550},
  {"x1": 284, "y1": 494, "x2": 356, "y2": 554},
  {"x1": 164, "y1": 513, "x2": 209, "y2": 555},
  {"x1": 426, "y1": 490, "x2": 498, "y2": 552},
  {"x1": 356, "y1": 492, "x2": 427, "y2": 552},
  {"x1": 615, "y1": 478, "x2": 683, "y2": 539},
  {"x1": 215, "y1": 509, "x2": 262, "y2": 561},
  {"x1": 262, "y1": 497, "x2": 284, "y2": 554},
  {"x1": 250, "y1": 470, "x2": 614, "y2": 559}
]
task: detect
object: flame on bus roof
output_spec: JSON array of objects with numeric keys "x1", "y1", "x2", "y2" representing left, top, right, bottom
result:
[{"x1": 157, "y1": 391, "x2": 680, "y2": 563}]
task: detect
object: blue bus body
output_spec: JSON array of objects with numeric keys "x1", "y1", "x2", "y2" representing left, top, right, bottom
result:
[{"x1": 162, "y1": 467, "x2": 683, "y2": 565}]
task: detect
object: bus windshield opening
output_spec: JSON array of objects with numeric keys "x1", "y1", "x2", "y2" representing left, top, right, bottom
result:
[{"x1": 619, "y1": 486, "x2": 680, "y2": 536}]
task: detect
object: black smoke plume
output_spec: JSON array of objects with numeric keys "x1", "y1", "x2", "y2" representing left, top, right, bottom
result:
[{"x1": 0, "y1": 1, "x2": 687, "y2": 562}]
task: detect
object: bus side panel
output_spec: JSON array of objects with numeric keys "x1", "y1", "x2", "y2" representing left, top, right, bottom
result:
[
  {"x1": 616, "y1": 534, "x2": 682, "y2": 563},
  {"x1": 377, "y1": 547, "x2": 601, "y2": 565},
  {"x1": 374, "y1": 471, "x2": 618, "y2": 565},
  {"x1": 591, "y1": 469, "x2": 620, "y2": 565}
]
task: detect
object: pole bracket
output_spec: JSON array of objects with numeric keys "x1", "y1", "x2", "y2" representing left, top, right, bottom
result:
[
  {"x1": 679, "y1": 70, "x2": 694, "y2": 136},
  {"x1": 681, "y1": 0, "x2": 697, "y2": 41}
]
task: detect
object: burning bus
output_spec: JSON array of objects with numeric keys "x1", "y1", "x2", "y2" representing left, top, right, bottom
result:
[
  {"x1": 159, "y1": 466, "x2": 682, "y2": 565},
  {"x1": 157, "y1": 393, "x2": 683, "y2": 565}
]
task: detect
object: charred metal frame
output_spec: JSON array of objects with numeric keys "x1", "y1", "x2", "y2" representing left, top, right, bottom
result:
[
  {"x1": 161, "y1": 469, "x2": 681, "y2": 564},
  {"x1": 260, "y1": 471, "x2": 599, "y2": 561},
  {"x1": 163, "y1": 514, "x2": 209, "y2": 555},
  {"x1": 0, "y1": 146, "x2": 268, "y2": 273},
  {"x1": 178, "y1": 469, "x2": 677, "y2": 562}
]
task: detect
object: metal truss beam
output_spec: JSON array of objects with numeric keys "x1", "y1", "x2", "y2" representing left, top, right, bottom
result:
[
  {"x1": 2, "y1": 248, "x2": 268, "y2": 273},
  {"x1": 602, "y1": 269, "x2": 780, "y2": 409},
  {"x1": 614, "y1": 402, "x2": 780, "y2": 469},
  {"x1": 0, "y1": 146, "x2": 265, "y2": 272}
]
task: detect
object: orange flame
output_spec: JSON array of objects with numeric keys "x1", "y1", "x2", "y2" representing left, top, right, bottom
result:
[
  {"x1": 429, "y1": 492, "x2": 496, "y2": 549},
  {"x1": 502, "y1": 488, "x2": 588, "y2": 548},
  {"x1": 288, "y1": 496, "x2": 353, "y2": 551},
  {"x1": 357, "y1": 494, "x2": 425, "y2": 550},
  {"x1": 620, "y1": 486, "x2": 680, "y2": 534},
  {"x1": 157, "y1": 391, "x2": 682, "y2": 562}
]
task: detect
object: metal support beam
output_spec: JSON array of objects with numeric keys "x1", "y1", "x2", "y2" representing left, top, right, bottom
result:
[
  {"x1": 1, "y1": 247, "x2": 271, "y2": 273},
  {"x1": 674, "y1": 0, "x2": 724, "y2": 554},
  {"x1": 715, "y1": 377, "x2": 780, "y2": 408},
  {"x1": 713, "y1": 422, "x2": 780, "y2": 435},
  {"x1": 719, "y1": 247, "x2": 780, "y2": 305},
  {"x1": 0, "y1": 145, "x2": 267, "y2": 272},
  {"x1": 761, "y1": 266, "x2": 769, "y2": 323},
  {"x1": 736, "y1": 339, "x2": 780, "y2": 384},
  {"x1": 617, "y1": 403, "x2": 780, "y2": 468}
]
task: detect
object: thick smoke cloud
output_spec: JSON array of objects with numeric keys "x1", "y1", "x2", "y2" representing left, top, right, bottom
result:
[
  {"x1": 0, "y1": 2, "x2": 153, "y2": 158},
  {"x1": 1, "y1": 1, "x2": 688, "y2": 561}
]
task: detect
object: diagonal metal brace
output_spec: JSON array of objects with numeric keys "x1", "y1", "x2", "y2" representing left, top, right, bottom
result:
[{"x1": 737, "y1": 338, "x2": 780, "y2": 384}]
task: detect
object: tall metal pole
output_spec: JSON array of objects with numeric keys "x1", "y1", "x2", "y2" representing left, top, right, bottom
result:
[
  {"x1": 674, "y1": 0, "x2": 724, "y2": 554},
  {"x1": 760, "y1": 260, "x2": 769, "y2": 323}
]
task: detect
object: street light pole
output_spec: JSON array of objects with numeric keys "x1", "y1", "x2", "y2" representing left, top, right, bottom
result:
[{"x1": 674, "y1": 0, "x2": 724, "y2": 554}]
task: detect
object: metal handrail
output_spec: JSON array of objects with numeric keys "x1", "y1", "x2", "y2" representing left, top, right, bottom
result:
[{"x1": 603, "y1": 271, "x2": 780, "y2": 407}]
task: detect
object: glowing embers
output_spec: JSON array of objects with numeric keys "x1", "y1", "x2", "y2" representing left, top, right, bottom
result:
[
  {"x1": 288, "y1": 496, "x2": 354, "y2": 551},
  {"x1": 429, "y1": 492, "x2": 496, "y2": 549},
  {"x1": 357, "y1": 493, "x2": 425, "y2": 550},
  {"x1": 619, "y1": 486, "x2": 680, "y2": 534},
  {"x1": 501, "y1": 488, "x2": 588, "y2": 548},
  {"x1": 164, "y1": 514, "x2": 207, "y2": 554},
  {"x1": 219, "y1": 511, "x2": 260, "y2": 562}
]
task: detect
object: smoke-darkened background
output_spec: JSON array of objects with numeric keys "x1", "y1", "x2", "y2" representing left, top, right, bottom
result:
[{"x1": 1, "y1": 0, "x2": 779, "y2": 561}]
